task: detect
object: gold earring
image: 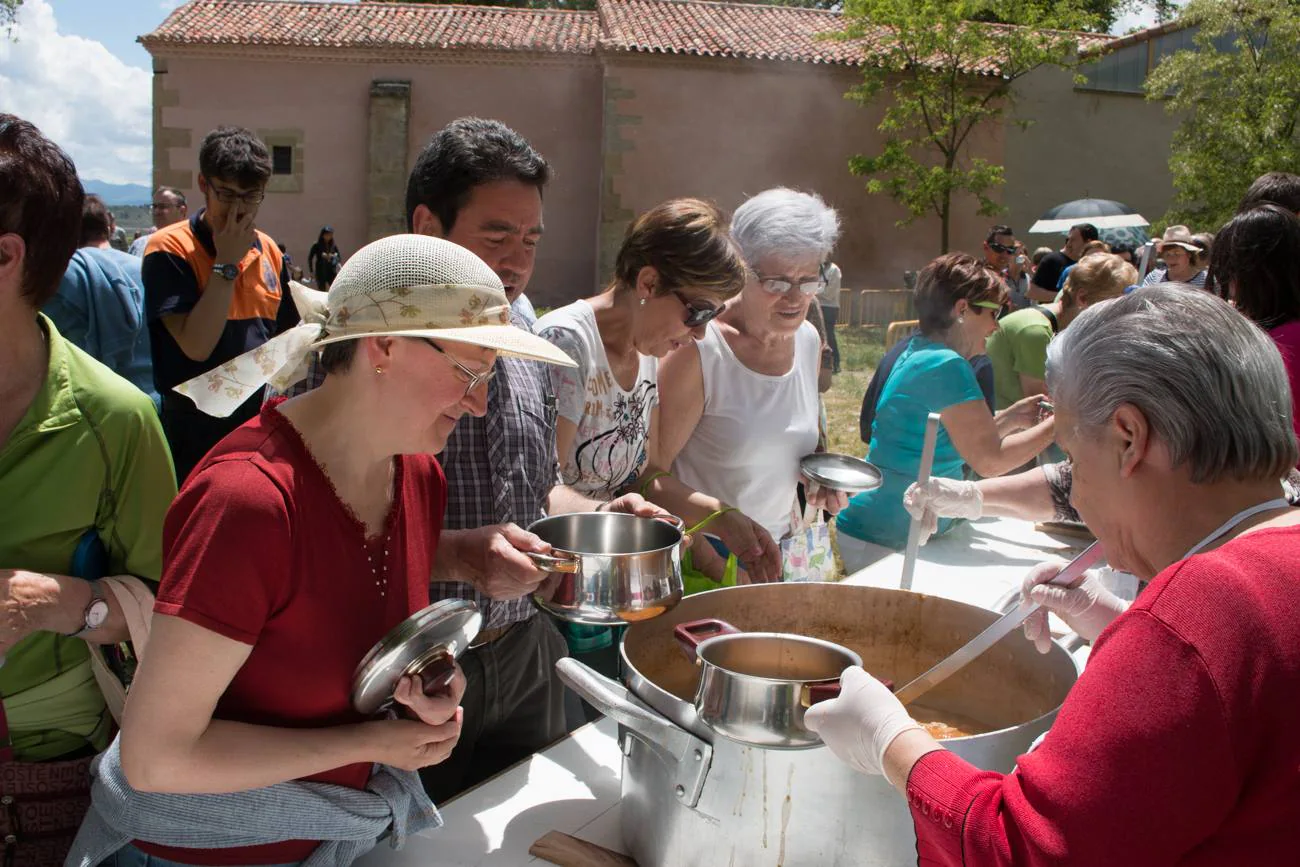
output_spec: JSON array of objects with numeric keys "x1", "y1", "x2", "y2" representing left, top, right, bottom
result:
[{"x1": 375, "y1": 366, "x2": 384, "y2": 375}]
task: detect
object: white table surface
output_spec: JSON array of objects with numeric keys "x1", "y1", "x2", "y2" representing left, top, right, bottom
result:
[{"x1": 360, "y1": 516, "x2": 1088, "y2": 866}]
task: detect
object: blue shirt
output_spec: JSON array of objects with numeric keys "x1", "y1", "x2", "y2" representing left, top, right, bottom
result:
[
  {"x1": 44, "y1": 247, "x2": 158, "y2": 404},
  {"x1": 836, "y1": 335, "x2": 984, "y2": 549}
]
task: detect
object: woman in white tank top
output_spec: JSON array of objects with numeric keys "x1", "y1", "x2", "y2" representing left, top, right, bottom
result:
[{"x1": 651, "y1": 188, "x2": 848, "y2": 583}]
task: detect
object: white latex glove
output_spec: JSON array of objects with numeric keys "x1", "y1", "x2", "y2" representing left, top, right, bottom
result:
[
  {"x1": 902, "y1": 478, "x2": 983, "y2": 545},
  {"x1": 1021, "y1": 559, "x2": 1131, "y2": 653},
  {"x1": 803, "y1": 666, "x2": 921, "y2": 782}
]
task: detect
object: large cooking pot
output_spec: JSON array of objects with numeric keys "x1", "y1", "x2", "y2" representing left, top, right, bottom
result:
[
  {"x1": 557, "y1": 582, "x2": 1080, "y2": 867},
  {"x1": 528, "y1": 512, "x2": 685, "y2": 625}
]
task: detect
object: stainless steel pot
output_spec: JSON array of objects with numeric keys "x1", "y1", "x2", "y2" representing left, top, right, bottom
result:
[
  {"x1": 673, "y1": 618, "x2": 862, "y2": 749},
  {"x1": 558, "y1": 582, "x2": 1081, "y2": 867},
  {"x1": 527, "y1": 512, "x2": 685, "y2": 625}
]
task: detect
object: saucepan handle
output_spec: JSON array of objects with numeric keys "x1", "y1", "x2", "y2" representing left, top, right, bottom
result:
[
  {"x1": 526, "y1": 550, "x2": 581, "y2": 574},
  {"x1": 802, "y1": 673, "x2": 894, "y2": 708},
  {"x1": 653, "y1": 514, "x2": 687, "y2": 534},
  {"x1": 803, "y1": 681, "x2": 841, "y2": 707},
  {"x1": 673, "y1": 618, "x2": 741, "y2": 660}
]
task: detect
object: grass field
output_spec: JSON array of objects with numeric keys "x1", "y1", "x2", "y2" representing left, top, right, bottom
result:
[{"x1": 823, "y1": 325, "x2": 888, "y2": 458}]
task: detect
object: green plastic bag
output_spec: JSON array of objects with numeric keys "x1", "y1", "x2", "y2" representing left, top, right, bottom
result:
[{"x1": 681, "y1": 546, "x2": 739, "y2": 596}]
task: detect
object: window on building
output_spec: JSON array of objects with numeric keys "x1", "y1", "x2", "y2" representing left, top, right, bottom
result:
[
  {"x1": 272, "y1": 145, "x2": 293, "y2": 176},
  {"x1": 1077, "y1": 41, "x2": 1149, "y2": 94},
  {"x1": 1076, "y1": 25, "x2": 1220, "y2": 96}
]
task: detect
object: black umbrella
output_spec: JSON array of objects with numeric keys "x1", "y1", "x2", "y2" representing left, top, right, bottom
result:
[{"x1": 1028, "y1": 198, "x2": 1149, "y2": 234}]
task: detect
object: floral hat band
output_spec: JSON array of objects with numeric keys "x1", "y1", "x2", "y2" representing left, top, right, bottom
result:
[{"x1": 175, "y1": 234, "x2": 575, "y2": 418}]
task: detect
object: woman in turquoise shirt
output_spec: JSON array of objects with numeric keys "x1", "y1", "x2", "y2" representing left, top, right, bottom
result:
[{"x1": 837, "y1": 253, "x2": 1055, "y2": 566}]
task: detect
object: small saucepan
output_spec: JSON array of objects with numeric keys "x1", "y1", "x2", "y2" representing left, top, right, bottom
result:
[
  {"x1": 528, "y1": 512, "x2": 686, "y2": 626},
  {"x1": 674, "y1": 618, "x2": 866, "y2": 749}
]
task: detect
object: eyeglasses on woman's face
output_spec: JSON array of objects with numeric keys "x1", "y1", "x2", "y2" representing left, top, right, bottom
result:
[
  {"x1": 755, "y1": 263, "x2": 827, "y2": 297},
  {"x1": 970, "y1": 299, "x2": 1006, "y2": 318},
  {"x1": 416, "y1": 338, "x2": 497, "y2": 396}
]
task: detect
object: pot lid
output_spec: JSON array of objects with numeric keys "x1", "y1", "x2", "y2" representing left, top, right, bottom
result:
[
  {"x1": 351, "y1": 599, "x2": 482, "y2": 715},
  {"x1": 799, "y1": 453, "x2": 883, "y2": 495}
]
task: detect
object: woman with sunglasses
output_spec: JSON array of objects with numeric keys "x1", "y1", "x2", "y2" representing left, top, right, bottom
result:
[
  {"x1": 535, "y1": 199, "x2": 744, "y2": 500},
  {"x1": 651, "y1": 188, "x2": 847, "y2": 585},
  {"x1": 533, "y1": 199, "x2": 747, "y2": 671},
  {"x1": 836, "y1": 253, "x2": 1055, "y2": 567}
]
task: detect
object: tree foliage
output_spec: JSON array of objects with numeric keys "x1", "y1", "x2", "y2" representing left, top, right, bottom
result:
[
  {"x1": 3, "y1": 0, "x2": 21, "y2": 36},
  {"x1": 839, "y1": 0, "x2": 1096, "y2": 253},
  {"x1": 1145, "y1": 0, "x2": 1300, "y2": 230}
]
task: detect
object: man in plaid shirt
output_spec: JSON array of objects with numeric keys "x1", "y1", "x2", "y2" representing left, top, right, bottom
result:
[{"x1": 280, "y1": 118, "x2": 665, "y2": 802}]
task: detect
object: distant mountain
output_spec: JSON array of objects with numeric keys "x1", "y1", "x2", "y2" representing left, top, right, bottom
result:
[{"x1": 82, "y1": 179, "x2": 152, "y2": 206}]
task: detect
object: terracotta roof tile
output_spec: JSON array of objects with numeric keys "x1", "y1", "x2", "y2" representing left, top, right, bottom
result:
[
  {"x1": 141, "y1": 0, "x2": 600, "y2": 55},
  {"x1": 597, "y1": 0, "x2": 877, "y2": 67},
  {"x1": 141, "y1": 0, "x2": 1113, "y2": 71},
  {"x1": 598, "y1": 0, "x2": 1113, "y2": 73}
]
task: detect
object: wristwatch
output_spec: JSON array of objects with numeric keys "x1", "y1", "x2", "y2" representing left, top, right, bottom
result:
[
  {"x1": 68, "y1": 581, "x2": 109, "y2": 639},
  {"x1": 213, "y1": 262, "x2": 240, "y2": 281}
]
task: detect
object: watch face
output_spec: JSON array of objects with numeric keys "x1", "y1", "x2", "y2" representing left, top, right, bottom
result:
[
  {"x1": 217, "y1": 264, "x2": 239, "y2": 281},
  {"x1": 86, "y1": 599, "x2": 110, "y2": 630}
]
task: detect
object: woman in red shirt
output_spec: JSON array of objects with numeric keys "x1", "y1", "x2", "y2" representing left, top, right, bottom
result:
[
  {"x1": 805, "y1": 285, "x2": 1300, "y2": 865},
  {"x1": 86, "y1": 234, "x2": 575, "y2": 867}
]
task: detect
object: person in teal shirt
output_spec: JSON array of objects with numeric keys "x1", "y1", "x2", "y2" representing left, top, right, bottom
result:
[{"x1": 836, "y1": 254, "x2": 1056, "y2": 566}]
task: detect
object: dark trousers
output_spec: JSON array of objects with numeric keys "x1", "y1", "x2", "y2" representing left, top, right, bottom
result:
[
  {"x1": 419, "y1": 614, "x2": 569, "y2": 803},
  {"x1": 821, "y1": 304, "x2": 840, "y2": 372},
  {"x1": 160, "y1": 391, "x2": 262, "y2": 485}
]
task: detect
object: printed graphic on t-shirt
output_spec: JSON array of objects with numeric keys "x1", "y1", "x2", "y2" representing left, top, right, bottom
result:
[{"x1": 566, "y1": 371, "x2": 655, "y2": 495}]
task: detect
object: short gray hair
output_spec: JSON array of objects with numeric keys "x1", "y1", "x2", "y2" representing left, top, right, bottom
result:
[
  {"x1": 1046, "y1": 284, "x2": 1298, "y2": 483},
  {"x1": 730, "y1": 188, "x2": 840, "y2": 266}
]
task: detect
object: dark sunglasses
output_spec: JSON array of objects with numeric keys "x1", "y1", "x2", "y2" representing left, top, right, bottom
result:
[
  {"x1": 988, "y1": 241, "x2": 1017, "y2": 255},
  {"x1": 672, "y1": 290, "x2": 723, "y2": 328}
]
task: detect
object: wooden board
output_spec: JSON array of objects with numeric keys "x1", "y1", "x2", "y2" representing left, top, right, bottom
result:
[{"x1": 530, "y1": 831, "x2": 639, "y2": 867}]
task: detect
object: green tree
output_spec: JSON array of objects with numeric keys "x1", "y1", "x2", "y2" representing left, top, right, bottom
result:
[
  {"x1": 839, "y1": 0, "x2": 1095, "y2": 253},
  {"x1": 1145, "y1": 0, "x2": 1300, "y2": 230},
  {"x1": 3, "y1": 0, "x2": 21, "y2": 36}
]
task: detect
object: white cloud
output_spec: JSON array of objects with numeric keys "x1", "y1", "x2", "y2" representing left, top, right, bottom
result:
[{"x1": 0, "y1": 0, "x2": 151, "y2": 184}]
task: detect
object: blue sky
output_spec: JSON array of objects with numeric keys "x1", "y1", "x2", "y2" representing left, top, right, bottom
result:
[
  {"x1": 48, "y1": 0, "x2": 175, "y2": 72},
  {"x1": 3, "y1": 0, "x2": 1167, "y2": 186}
]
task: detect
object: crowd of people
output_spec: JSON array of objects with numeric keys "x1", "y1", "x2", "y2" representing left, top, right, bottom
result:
[{"x1": 2, "y1": 101, "x2": 1298, "y2": 866}]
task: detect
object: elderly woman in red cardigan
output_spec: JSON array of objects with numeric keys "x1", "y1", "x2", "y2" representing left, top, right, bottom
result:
[{"x1": 806, "y1": 285, "x2": 1300, "y2": 865}]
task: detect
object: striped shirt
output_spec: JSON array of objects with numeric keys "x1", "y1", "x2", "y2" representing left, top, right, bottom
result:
[{"x1": 1140, "y1": 267, "x2": 1208, "y2": 290}]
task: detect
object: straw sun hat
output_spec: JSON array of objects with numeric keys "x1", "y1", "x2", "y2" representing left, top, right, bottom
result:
[{"x1": 176, "y1": 234, "x2": 574, "y2": 417}]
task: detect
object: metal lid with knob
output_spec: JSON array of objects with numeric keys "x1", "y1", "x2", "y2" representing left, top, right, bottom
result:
[{"x1": 351, "y1": 599, "x2": 482, "y2": 715}]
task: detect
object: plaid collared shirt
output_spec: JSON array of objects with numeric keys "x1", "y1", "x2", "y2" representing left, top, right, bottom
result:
[{"x1": 273, "y1": 315, "x2": 560, "y2": 629}]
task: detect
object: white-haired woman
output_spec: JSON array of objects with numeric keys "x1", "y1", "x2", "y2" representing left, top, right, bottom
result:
[
  {"x1": 649, "y1": 188, "x2": 846, "y2": 583},
  {"x1": 71, "y1": 235, "x2": 575, "y2": 867},
  {"x1": 806, "y1": 287, "x2": 1300, "y2": 865}
]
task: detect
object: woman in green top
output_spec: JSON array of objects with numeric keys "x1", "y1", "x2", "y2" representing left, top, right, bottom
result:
[
  {"x1": 0, "y1": 114, "x2": 177, "y2": 861},
  {"x1": 836, "y1": 254, "x2": 1054, "y2": 565},
  {"x1": 985, "y1": 252, "x2": 1137, "y2": 410}
]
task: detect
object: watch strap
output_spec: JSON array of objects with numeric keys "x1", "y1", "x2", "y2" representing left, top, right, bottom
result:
[{"x1": 67, "y1": 580, "x2": 106, "y2": 640}]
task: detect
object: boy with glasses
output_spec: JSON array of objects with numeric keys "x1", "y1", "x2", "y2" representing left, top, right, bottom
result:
[{"x1": 142, "y1": 126, "x2": 298, "y2": 482}]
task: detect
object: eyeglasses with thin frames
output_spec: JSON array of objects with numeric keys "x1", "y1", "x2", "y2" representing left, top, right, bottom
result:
[
  {"x1": 755, "y1": 263, "x2": 827, "y2": 297},
  {"x1": 416, "y1": 338, "x2": 497, "y2": 396},
  {"x1": 203, "y1": 176, "x2": 266, "y2": 206},
  {"x1": 671, "y1": 290, "x2": 723, "y2": 328}
]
